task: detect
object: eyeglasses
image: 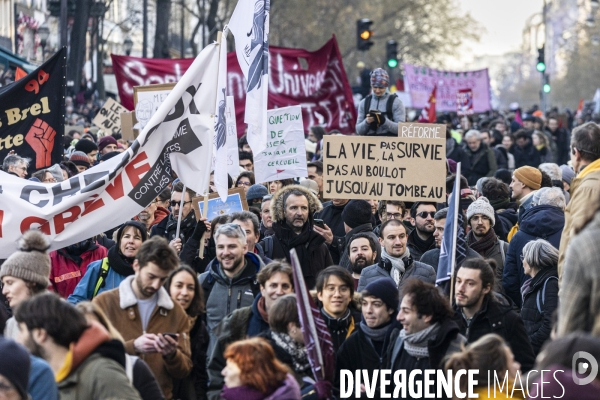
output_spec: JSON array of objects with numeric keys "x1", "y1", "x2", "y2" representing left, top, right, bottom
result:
[
  {"x1": 43, "y1": 178, "x2": 57, "y2": 183},
  {"x1": 237, "y1": 181, "x2": 252, "y2": 187},
  {"x1": 170, "y1": 200, "x2": 192, "y2": 207},
  {"x1": 417, "y1": 211, "x2": 436, "y2": 219},
  {"x1": 385, "y1": 212, "x2": 403, "y2": 220}
]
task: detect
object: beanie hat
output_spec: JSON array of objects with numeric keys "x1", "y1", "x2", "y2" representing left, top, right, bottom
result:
[
  {"x1": 363, "y1": 278, "x2": 399, "y2": 313},
  {"x1": 514, "y1": 166, "x2": 542, "y2": 190},
  {"x1": 467, "y1": 196, "x2": 495, "y2": 227},
  {"x1": 0, "y1": 230, "x2": 51, "y2": 287},
  {"x1": 342, "y1": 200, "x2": 372, "y2": 229},
  {"x1": 0, "y1": 337, "x2": 31, "y2": 399},
  {"x1": 117, "y1": 220, "x2": 148, "y2": 244},
  {"x1": 560, "y1": 165, "x2": 575, "y2": 185},
  {"x1": 246, "y1": 184, "x2": 269, "y2": 202},
  {"x1": 98, "y1": 135, "x2": 118, "y2": 152},
  {"x1": 370, "y1": 68, "x2": 389, "y2": 88},
  {"x1": 69, "y1": 151, "x2": 91, "y2": 168},
  {"x1": 46, "y1": 163, "x2": 65, "y2": 182},
  {"x1": 299, "y1": 179, "x2": 319, "y2": 196},
  {"x1": 74, "y1": 138, "x2": 98, "y2": 154}
]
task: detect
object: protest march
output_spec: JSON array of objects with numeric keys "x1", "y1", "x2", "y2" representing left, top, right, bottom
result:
[{"x1": 1, "y1": 1, "x2": 600, "y2": 400}]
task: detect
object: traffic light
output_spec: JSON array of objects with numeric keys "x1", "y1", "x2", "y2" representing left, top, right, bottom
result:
[
  {"x1": 536, "y1": 46, "x2": 546, "y2": 72},
  {"x1": 543, "y1": 74, "x2": 551, "y2": 93},
  {"x1": 357, "y1": 19, "x2": 374, "y2": 51},
  {"x1": 386, "y1": 40, "x2": 398, "y2": 68}
]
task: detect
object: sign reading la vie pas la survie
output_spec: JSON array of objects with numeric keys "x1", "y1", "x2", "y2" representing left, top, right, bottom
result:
[
  {"x1": 254, "y1": 105, "x2": 307, "y2": 183},
  {"x1": 323, "y1": 123, "x2": 446, "y2": 202}
]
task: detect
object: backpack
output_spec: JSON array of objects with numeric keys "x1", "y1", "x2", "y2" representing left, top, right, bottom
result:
[
  {"x1": 536, "y1": 276, "x2": 558, "y2": 314},
  {"x1": 261, "y1": 236, "x2": 274, "y2": 259},
  {"x1": 92, "y1": 257, "x2": 110, "y2": 298},
  {"x1": 200, "y1": 270, "x2": 261, "y2": 306},
  {"x1": 364, "y1": 93, "x2": 398, "y2": 121}
]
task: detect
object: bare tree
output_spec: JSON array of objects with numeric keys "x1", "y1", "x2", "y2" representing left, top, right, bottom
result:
[
  {"x1": 154, "y1": 0, "x2": 172, "y2": 58},
  {"x1": 67, "y1": 0, "x2": 93, "y2": 96}
]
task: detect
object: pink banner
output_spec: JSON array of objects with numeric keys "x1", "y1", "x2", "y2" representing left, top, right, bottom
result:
[
  {"x1": 112, "y1": 36, "x2": 356, "y2": 136},
  {"x1": 403, "y1": 63, "x2": 491, "y2": 113}
]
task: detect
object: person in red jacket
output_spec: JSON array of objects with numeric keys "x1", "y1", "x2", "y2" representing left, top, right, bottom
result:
[{"x1": 49, "y1": 239, "x2": 108, "y2": 298}]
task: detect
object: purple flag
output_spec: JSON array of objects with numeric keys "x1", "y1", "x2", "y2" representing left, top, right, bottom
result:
[{"x1": 290, "y1": 249, "x2": 334, "y2": 399}]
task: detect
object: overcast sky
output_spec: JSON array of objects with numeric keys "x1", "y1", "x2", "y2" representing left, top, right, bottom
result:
[{"x1": 446, "y1": 0, "x2": 544, "y2": 67}]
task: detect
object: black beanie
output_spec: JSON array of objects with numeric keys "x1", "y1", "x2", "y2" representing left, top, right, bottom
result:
[
  {"x1": 363, "y1": 278, "x2": 399, "y2": 312},
  {"x1": 117, "y1": 220, "x2": 148, "y2": 243},
  {"x1": 75, "y1": 139, "x2": 99, "y2": 154},
  {"x1": 341, "y1": 199, "x2": 372, "y2": 229}
]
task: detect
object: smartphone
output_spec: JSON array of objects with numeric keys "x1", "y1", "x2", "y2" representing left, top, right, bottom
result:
[
  {"x1": 314, "y1": 219, "x2": 325, "y2": 229},
  {"x1": 162, "y1": 332, "x2": 179, "y2": 340}
]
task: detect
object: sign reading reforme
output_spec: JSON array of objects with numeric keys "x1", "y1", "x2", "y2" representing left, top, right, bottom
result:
[
  {"x1": 254, "y1": 105, "x2": 307, "y2": 183},
  {"x1": 323, "y1": 123, "x2": 446, "y2": 201}
]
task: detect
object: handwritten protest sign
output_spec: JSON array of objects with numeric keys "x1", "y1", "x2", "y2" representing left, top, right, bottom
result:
[
  {"x1": 323, "y1": 123, "x2": 446, "y2": 201},
  {"x1": 456, "y1": 89, "x2": 474, "y2": 116},
  {"x1": 133, "y1": 83, "x2": 175, "y2": 130},
  {"x1": 254, "y1": 105, "x2": 307, "y2": 183},
  {"x1": 92, "y1": 98, "x2": 128, "y2": 136}
]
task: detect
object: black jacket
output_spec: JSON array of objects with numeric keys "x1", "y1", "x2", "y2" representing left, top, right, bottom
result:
[
  {"x1": 511, "y1": 142, "x2": 542, "y2": 169},
  {"x1": 315, "y1": 201, "x2": 347, "y2": 264},
  {"x1": 520, "y1": 267, "x2": 558, "y2": 355},
  {"x1": 453, "y1": 296, "x2": 535, "y2": 372},
  {"x1": 406, "y1": 228, "x2": 436, "y2": 261},
  {"x1": 464, "y1": 142, "x2": 497, "y2": 185}
]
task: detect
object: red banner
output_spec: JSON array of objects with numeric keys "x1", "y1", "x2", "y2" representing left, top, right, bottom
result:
[{"x1": 112, "y1": 36, "x2": 356, "y2": 136}]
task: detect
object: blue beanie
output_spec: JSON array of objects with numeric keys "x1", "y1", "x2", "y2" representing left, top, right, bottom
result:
[
  {"x1": 246, "y1": 184, "x2": 269, "y2": 202},
  {"x1": 362, "y1": 278, "x2": 399, "y2": 312}
]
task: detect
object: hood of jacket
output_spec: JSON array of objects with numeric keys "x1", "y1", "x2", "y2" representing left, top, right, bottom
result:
[
  {"x1": 519, "y1": 204, "x2": 565, "y2": 238},
  {"x1": 207, "y1": 252, "x2": 264, "y2": 286},
  {"x1": 118, "y1": 274, "x2": 174, "y2": 310},
  {"x1": 577, "y1": 157, "x2": 600, "y2": 179},
  {"x1": 270, "y1": 184, "x2": 322, "y2": 224}
]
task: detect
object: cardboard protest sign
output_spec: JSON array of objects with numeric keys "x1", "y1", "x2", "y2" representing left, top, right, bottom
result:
[
  {"x1": 192, "y1": 187, "x2": 248, "y2": 221},
  {"x1": 133, "y1": 83, "x2": 175, "y2": 131},
  {"x1": 254, "y1": 105, "x2": 307, "y2": 183},
  {"x1": 92, "y1": 97, "x2": 128, "y2": 136},
  {"x1": 0, "y1": 48, "x2": 65, "y2": 172},
  {"x1": 456, "y1": 89, "x2": 474, "y2": 116},
  {"x1": 323, "y1": 123, "x2": 446, "y2": 201}
]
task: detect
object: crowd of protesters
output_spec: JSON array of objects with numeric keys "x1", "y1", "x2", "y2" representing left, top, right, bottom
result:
[{"x1": 1, "y1": 67, "x2": 600, "y2": 400}]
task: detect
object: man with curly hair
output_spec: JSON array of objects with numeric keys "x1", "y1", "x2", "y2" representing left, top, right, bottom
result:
[{"x1": 259, "y1": 185, "x2": 333, "y2": 289}]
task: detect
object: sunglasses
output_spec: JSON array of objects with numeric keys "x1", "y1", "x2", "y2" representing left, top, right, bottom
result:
[
  {"x1": 170, "y1": 200, "x2": 192, "y2": 207},
  {"x1": 417, "y1": 211, "x2": 436, "y2": 219}
]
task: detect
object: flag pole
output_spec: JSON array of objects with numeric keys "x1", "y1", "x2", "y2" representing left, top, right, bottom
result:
[
  {"x1": 175, "y1": 184, "x2": 187, "y2": 240},
  {"x1": 449, "y1": 162, "x2": 461, "y2": 307}
]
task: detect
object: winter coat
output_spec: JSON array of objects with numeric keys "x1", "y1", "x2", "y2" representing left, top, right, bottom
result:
[
  {"x1": 470, "y1": 237, "x2": 509, "y2": 292},
  {"x1": 495, "y1": 145, "x2": 515, "y2": 171},
  {"x1": 199, "y1": 252, "x2": 263, "y2": 356},
  {"x1": 67, "y1": 246, "x2": 133, "y2": 304},
  {"x1": 206, "y1": 296, "x2": 268, "y2": 400},
  {"x1": 356, "y1": 91, "x2": 406, "y2": 136},
  {"x1": 29, "y1": 355, "x2": 58, "y2": 400},
  {"x1": 357, "y1": 257, "x2": 436, "y2": 292},
  {"x1": 446, "y1": 138, "x2": 472, "y2": 178},
  {"x1": 406, "y1": 228, "x2": 437, "y2": 261},
  {"x1": 497, "y1": 205, "x2": 518, "y2": 238},
  {"x1": 520, "y1": 267, "x2": 558, "y2": 354},
  {"x1": 544, "y1": 126, "x2": 570, "y2": 165},
  {"x1": 558, "y1": 158, "x2": 600, "y2": 284},
  {"x1": 338, "y1": 223, "x2": 381, "y2": 271},
  {"x1": 387, "y1": 318, "x2": 466, "y2": 378},
  {"x1": 49, "y1": 243, "x2": 107, "y2": 298},
  {"x1": 171, "y1": 314, "x2": 209, "y2": 400},
  {"x1": 220, "y1": 374, "x2": 301, "y2": 400},
  {"x1": 493, "y1": 147, "x2": 508, "y2": 170},
  {"x1": 557, "y1": 209, "x2": 600, "y2": 337},
  {"x1": 452, "y1": 296, "x2": 535, "y2": 372},
  {"x1": 93, "y1": 276, "x2": 193, "y2": 399},
  {"x1": 419, "y1": 247, "x2": 482, "y2": 273},
  {"x1": 150, "y1": 211, "x2": 197, "y2": 244},
  {"x1": 511, "y1": 142, "x2": 541, "y2": 169},
  {"x1": 128, "y1": 356, "x2": 165, "y2": 400},
  {"x1": 57, "y1": 322, "x2": 141, "y2": 400},
  {"x1": 465, "y1": 142, "x2": 497, "y2": 185},
  {"x1": 502, "y1": 205, "x2": 564, "y2": 308},
  {"x1": 314, "y1": 200, "x2": 347, "y2": 264}
]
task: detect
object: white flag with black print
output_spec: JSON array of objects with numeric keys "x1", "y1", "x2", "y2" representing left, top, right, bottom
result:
[
  {"x1": 229, "y1": 0, "x2": 270, "y2": 153},
  {"x1": 0, "y1": 42, "x2": 219, "y2": 255},
  {"x1": 213, "y1": 30, "x2": 230, "y2": 201}
]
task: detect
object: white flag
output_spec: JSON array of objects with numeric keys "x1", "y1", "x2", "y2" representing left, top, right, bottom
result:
[
  {"x1": 0, "y1": 43, "x2": 220, "y2": 256},
  {"x1": 229, "y1": 0, "x2": 270, "y2": 153},
  {"x1": 213, "y1": 31, "x2": 229, "y2": 201},
  {"x1": 226, "y1": 96, "x2": 240, "y2": 180}
]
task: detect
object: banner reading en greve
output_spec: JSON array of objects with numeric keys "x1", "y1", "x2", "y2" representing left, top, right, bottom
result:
[
  {"x1": 323, "y1": 123, "x2": 446, "y2": 202},
  {"x1": 254, "y1": 105, "x2": 307, "y2": 183}
]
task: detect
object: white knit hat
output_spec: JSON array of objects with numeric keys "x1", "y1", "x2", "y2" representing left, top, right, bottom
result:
[{"x1": 467, "y1": 197, "x2": 495, "y2": 227}]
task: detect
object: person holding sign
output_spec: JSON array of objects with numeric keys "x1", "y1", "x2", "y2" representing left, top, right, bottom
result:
[{"x1": 356, "y1": 68, "x2": 405, "y2": 137}]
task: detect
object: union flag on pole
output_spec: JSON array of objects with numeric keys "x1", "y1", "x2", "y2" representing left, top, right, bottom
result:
[{"x1": 418, "y1": 85, "x2": 437, "y2": 123}]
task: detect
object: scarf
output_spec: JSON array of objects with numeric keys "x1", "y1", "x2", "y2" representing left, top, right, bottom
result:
[
  {"x1": 489, "y1": 197, "x2": 510, "y2": 210},
  {"x1": 320, "y1": 308, "x2": 354, "y2": 351},
  {"x1": 270, "y1": 331, "x2": 310, "y2": 373},
  {"x1": 257, "y1": 296, "x2": 269, "y2": 323},
  {"x1": 381, "y1": 247, "x2": 408, "y2": 285},
  {"x1": 467, "y1": 228, "x2": 497, "y2": 255},
  {"x1": 271, "y1": 221, "x2": 320, "y2": 276},
  {"x1": 399, "y1": 322, "x2": 441, "y2": 359},
  {"x1": 411, "y1": 230, "x2": 435, "y2": 253},
  {"x1": 166, "y1": 211, "x2": 197, "y2": 241},
  {"x1": 107, "y1": 245, "x2": 135, "y2": 277},
  {"x1": 360, "y1": 320, "x2": 390, "y2": 342}
]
